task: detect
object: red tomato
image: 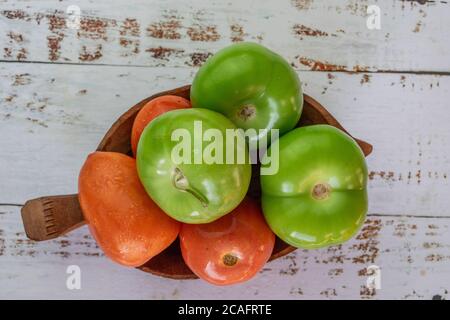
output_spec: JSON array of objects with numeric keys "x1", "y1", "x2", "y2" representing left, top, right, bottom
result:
[
  {"x1": 131, "y1": 95, "x2": 191, "y2": 156},
  {"x1": 180, "y1": 198, "x2": 275, "y2": 285},
  {"x1": 78, "y1": 152, "x2": 180, "y2": 267}
]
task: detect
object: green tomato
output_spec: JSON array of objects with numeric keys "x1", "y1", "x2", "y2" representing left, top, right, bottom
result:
[
  {"x1": 260, "y1": 125, "x2": 368, "y2": 249},
  {"x1": 190, "y1": 42, "x2": 303, "y2": 147},
  {"x1": 137, "y1": 108, "x2": 251, "y2": 224}
]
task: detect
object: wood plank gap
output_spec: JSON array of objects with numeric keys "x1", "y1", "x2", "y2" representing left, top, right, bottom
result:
[
  {"x1": 1, "y1": 59, "x2": 450, "y2": 76},
  {"x1": 0, "y1": 203, "x2": 449, "y2": 219},
  {"x1": 0, "y1": 203, "x2": 23, "y2": 207}
]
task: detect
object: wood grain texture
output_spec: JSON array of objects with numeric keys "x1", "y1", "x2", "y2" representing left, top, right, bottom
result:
[
  {"x1": 1, "y1": 205, "x2": 449, "y2": 299},
  {"x1": 1, "y1": 0, "x2": 449, "y2": 299},
  {"x1": 0, "y1": 0, "x2": 449, "y2": 72},
  {"x1": 1, "y1": 63, "x2": 449, "y2": 216},
  {"x1": 16, "y1": 85, "x2": 372, "y2": 278}
]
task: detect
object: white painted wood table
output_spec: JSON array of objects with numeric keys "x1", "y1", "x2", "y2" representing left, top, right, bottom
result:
[{"x1": 1, "y1": 0, "x2": 449, "y2": 300}]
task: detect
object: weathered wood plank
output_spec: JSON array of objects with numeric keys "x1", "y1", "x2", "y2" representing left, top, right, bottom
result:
[
  {"x1": 1, "y1": 62, "x2": 449, "y2": 216},
  {"x1": 0, "y1": 205, "x2": 448, "y2": 299},
  {"x1": 0, "y1": 0, "x2": 449, "y2": 72}
]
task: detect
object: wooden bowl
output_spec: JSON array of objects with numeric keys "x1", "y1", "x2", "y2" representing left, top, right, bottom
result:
[{"x1": 21, "y1": 85, "x2": 373, "y2": 279}]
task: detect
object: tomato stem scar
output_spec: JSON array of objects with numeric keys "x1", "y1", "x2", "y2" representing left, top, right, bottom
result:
[
  {"x1": 312, "y1": 183, "x2": 331, "y2": 200},
  {"x1": 237, "y1": 104, "x2": 256, "y2": 121},
  {"x1": 222, "y1": 253, "x2": 239, "y2": 266},
  {"x1": 172, "y1": 167, "x2": 209, "y2": 207}
]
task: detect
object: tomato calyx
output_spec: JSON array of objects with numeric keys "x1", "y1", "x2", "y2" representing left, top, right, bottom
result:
[
  {"x1": 311, "y1": 182, "x2": 331, "y2": 200},
  {"x1": 172, "y1": 167, "x2": 209, "y2": 207},
  {"x1": 236, "y1": 104, "x2": 256, "y2": 121},
  {"x1": 222, "y1": 253, "x2": 239, "y2": 267}
]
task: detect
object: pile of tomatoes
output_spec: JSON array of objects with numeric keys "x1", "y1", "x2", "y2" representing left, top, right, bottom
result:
[{"x1": 78, "y1": 43, "x2": 368, "y2": 285}]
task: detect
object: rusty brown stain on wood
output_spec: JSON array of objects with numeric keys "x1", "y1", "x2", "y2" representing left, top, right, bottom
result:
[
  {"x1": 3, "y1": 47, "x2": 12, "y2": 58},
  {"x1": 46, "y1": 12, "x2": 66, "y2": 62},
  {"x1": 187, "y1": 25, "x2": 220, "y2": 42},
  {"x1": 78, "y1": 17, "x2": 112, "y2": 41},
  {"x1": 413, "y1": 21, "x2": 422, "y2": 33},
  {"x1": 79, "y1": 45, "x2": 103, "y2": 61},
  {"x1": 369, "y1": 170, "x2": 438, "y2": 184},
  {"x1": 146, "y1": 46, "x2": 184, "y2": 60},
  {"x1": 0, "y1": 229, "x2": 4, "y2": 256},
  {"x1": 360, "y1": 74, "x2": 371, "y2": 85},
  {"x1": 4, "y1": 31, "x2": 27, "y2": 60},
  {"x1": 426, "y1": 171, "x2": 446, "y2": 180},
  {"x1": 358, "y1": 267, "x2": 371, "y2": 277},
  {"x1": 147, "y1": 17, "x2": 182, "y2": 40},
  {"x1": 323, "y1": 244, "x2": 344, "y2": 264},
  {"x1": 345, "y1": 1, "x2": 368, "y2": 16},
  {"x1": 352, "y1": 219, "x2": 381, "y2": 264},
  {"x1": 425, "y1": 254, "x2": 447, "y2": 262},
  {"x1": 58, "y1": 239, "x2": 70, "y2": 248},
  {"x1": 45, "y1": 13, "x2": 114, "y2": 61},
  {"x1": 26, "y1": 117, "x2": 48, "y2": 128},
  {"x1": 369, "y1": 171, "x2": 395, "y2": 181},
  {"x1": 402, "y1": 0, "x2": 430, "y2": 9},
  {"x1": 279, "y1": 254, "x2": 299, "y2": 276},
  {"x1": 394, "y1": 222, "x2": 417, "y2": 237},
  {"x1": 0, "y1": 239, "x2": 4, "y2": 256},
  {"x1": 230, "y1": 24, "x2": 246, "y2": 42},
  {"x1": 25, "y1": 95, "x2": 49, "y2": 113},
  {"x1": 7, "y1": 31, "x2": 24, "y2": 43},
  {"x1": 423, "y1": 242, "x2": 442, "y2": 249},
  {"x1": 186, "y1": 52, "x2": 212, "y2": 67},
  {"x1": 292, "y1": 24, "x2": 330, "y2": 38},
  {"x1": 2, "y1": 230, "x2": 102, "y2": 258},
  {"x1": 360, "y1": 285, "x2": 376, "y2": 299},
  {"x1": 328, "y1": 268, "x2": 344, "y2": 277},
  {"x1": 47, "y1": 12, "x2": 66, "y2": 32},
  {"x1": 297, "y1": 56, "x2": 346, "y2": 72},
  {"x1": 119, "y1": 39, "x2": 140, "y2": 55},
  {"x1": 47, "y1": 35, "x2": 64, "y2": 61},
  {"x1": 4, "y1": 94, "x2": 17, "y2": 102},
  {"x1": 14, "y1": 238, "x2": 35, "y2": 245},
  {"x1": 119, "y1": 39, "x2": 131, "y2": 46},
  {"x1": 320, "y1": 288, "x2": 337, "y2": 298},
  {"x1": 290, "y1": 0, "x2": 313, "y2": 10},
  {"x1": 413, "y1": 9, "x2": 427, "y2": 33},
  {"x1": 119, "y1": 18, "x2": 140, "y2": 56},
  {"x1": 352, "y1": 65, "x2": 370, "y2": 72},
  {"x1": 12, "y1": 73, "x2": 31, "y2": 86},
  {"x1": 1, "y1": 9, "x2": 30, "y2": 21},
  {"x1": 53, "y1": 251, "x2": 71, "y2": 258},
  {"x1": 312, "y1": 244, "x2": 345, "y2": 264},
  {"x1": 16, "y1": 48, "x2": 27, "y2": 61},
  {"x1": 10, "y1": 249, "x2": 103, "y2": 258},
  {"x1": 407, "y1": 171, "x2": 413, "y2": 183},
  {"x1": 289, "y1": 287, "x2": 304, "y2": 295},
  {"x1": 119, "y1": 18, "x2": 140, "y2": 37}
]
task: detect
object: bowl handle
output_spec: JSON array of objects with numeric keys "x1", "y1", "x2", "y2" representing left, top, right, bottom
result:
[{"x1": 21, "y1": 194, "x2": 85, "y2": 241}]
